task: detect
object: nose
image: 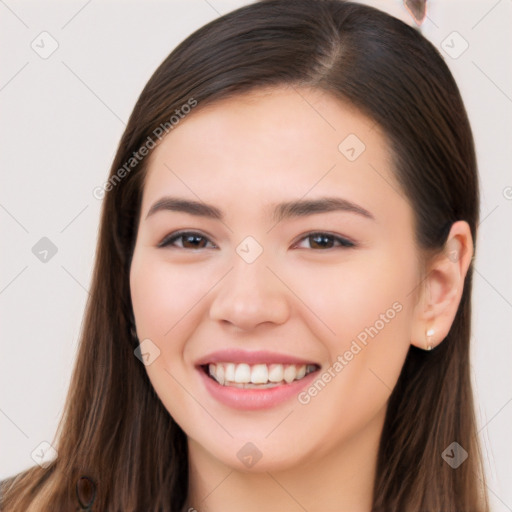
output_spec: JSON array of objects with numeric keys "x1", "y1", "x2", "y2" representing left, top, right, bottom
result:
[{"x1": 209, "y1": 252, "x2": 291, "y2": 332}]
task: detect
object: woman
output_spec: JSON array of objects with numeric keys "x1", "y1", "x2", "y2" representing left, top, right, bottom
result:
[{"x1": 0, "y1": 0, "x2": 489, "y2": 510}]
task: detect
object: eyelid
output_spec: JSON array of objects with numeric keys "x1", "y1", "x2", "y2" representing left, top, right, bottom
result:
[
  {"x1": 157, "y1": 229, "x2": 218, "y2": 249},
  {"x1": 158, "y1": 230, "x2": 356, "y2": 250},
  {"x1": 292, "y1": 231, "x2": 356, "y2": 249}
]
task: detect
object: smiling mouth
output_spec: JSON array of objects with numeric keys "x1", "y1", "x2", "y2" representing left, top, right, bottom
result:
[{"x1": 201, "y1": 362, "x2": 320, "y2": 389}]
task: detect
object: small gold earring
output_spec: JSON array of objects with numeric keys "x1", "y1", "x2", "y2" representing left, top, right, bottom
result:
[{"x1": 426, "y1": 328, "x2": 434, "y2": 351}]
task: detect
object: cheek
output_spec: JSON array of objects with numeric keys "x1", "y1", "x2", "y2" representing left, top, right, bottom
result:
[
  {"x1": 130, "y1": 255, "x2": 202, "y2": 340},
  {"x1": 129, "y1": 254, "x2": 213, "y2": 419},
  {"x1": 290, "y1": 250, "x2": 416, "y2": 404},
  {"x1": 287, "y1": 251, "x2": 414, "y2": 346}
]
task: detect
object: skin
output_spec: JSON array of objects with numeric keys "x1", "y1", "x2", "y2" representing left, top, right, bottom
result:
[{"x1": 129, "y1": 86, "x2": 473, "y2": 512}]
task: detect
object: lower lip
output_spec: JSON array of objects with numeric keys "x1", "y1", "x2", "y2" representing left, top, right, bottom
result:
[{"x1": 198, "y1": 367, "x2": 319, "y2": 411}]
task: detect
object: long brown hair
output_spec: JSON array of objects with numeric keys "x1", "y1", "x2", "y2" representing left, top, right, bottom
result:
[{"x1": 1, "y1": 1, "x2": 489, "y2": 510}]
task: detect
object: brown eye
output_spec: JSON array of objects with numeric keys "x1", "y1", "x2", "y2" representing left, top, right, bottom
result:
[
  {"x1": 158, "y1": 231, "x2": 216, "y2": 250},
  {"x1": 295, "y1": 232, "x2": 355, "y2": 250}
]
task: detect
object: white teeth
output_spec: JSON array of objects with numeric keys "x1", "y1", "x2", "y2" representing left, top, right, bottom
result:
[
  {"x1": 225, "y1": 363, "x2": 235, "y2": 381},
  {"x1": 216, "y1": 363, "x2": 225, "y2": 385},
  {"x1": 209, "y1": 364, "x2": 215, "y2": 380},
  {"x1": 268, "y1": 364, "x2": 284, "y2": 383},
  {"x1": 234, "y1": 363, "x2": 251, "y2": 383},
  {"x1": 207, "y1": 362, "x2": 316, "y2": 387},
  {"x1": 283, "y1": 365, "x2": 297, "y2": 383},
  {"x1": 251, "y1": 364, "x2": 268, "y2": 384}
]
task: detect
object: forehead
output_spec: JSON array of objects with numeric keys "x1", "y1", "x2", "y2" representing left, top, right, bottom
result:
[{"x1": 140, "y1": 86, "x2": 410, "y2": 227}]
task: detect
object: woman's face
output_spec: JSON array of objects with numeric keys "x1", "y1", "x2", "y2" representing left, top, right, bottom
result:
[{"x1": 130, "y1": 86, "x2": 422, "y2": 471}]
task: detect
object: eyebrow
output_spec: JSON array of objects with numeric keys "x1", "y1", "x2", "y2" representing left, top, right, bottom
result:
[{"x1": 145, "y1": 196, "x2": 375, "y2": 222}]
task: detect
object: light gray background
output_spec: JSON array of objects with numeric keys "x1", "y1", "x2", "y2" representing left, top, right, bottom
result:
[{"x1": 1, "y1": 0, "x2": 511, "y2": 509}]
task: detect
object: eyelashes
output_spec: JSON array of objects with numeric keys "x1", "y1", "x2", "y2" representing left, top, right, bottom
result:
[
  {"x1": 294, "y1": 232, "x2": 355, "y2": 250},
  {"x1": 157, "y1": 230, "x2": 356, "y2": 251},
  {"x1": 158, "y1": 231, "x2": 215, "y2": 250}
]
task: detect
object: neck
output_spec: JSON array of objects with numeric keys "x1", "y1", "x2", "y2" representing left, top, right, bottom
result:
[{"x1": 184, "y1": 406, "x2": 385, "y2": 512}]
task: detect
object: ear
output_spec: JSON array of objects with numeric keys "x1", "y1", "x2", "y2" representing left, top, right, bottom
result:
[{"x1": 410, "y1": 220, "x2": 474, "y2": 350}]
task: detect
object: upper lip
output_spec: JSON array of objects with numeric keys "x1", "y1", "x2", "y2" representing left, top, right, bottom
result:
[{"x1": 195, "y1": 349, "x2": 319, "y2": 367}]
